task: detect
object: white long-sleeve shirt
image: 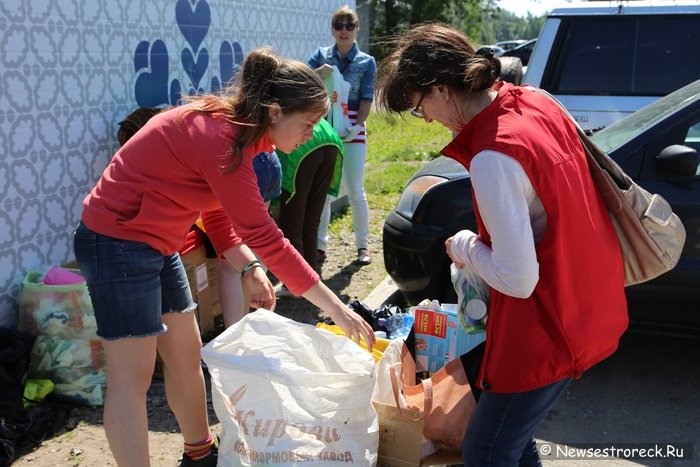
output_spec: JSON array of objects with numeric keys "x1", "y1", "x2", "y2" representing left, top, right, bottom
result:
[{"x1": 448, "y1": 150, "x2": 547, "y2": 298}]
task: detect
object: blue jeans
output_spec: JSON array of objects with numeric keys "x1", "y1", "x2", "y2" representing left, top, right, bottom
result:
[{"x1": 463, "y1": 377, "x2": 571, "y2": 466}]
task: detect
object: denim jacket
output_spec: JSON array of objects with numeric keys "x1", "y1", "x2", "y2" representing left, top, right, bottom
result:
[{"x1": 308, "y1": 43, "x2": 376, "y2": 111}]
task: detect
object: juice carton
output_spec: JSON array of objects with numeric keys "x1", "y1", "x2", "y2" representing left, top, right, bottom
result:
[{"x1": 413, "y1": 304, "x2": 486, "y2": 373}]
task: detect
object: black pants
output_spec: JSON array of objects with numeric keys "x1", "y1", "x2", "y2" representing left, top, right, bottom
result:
[{"x1": 278, "y1": 146, "x2": 337, "y2": 271}]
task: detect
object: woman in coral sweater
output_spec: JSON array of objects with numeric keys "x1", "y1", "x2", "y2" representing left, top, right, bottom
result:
[{"x1": 73, "y1": 47, "x2": 374, "y2": 467}]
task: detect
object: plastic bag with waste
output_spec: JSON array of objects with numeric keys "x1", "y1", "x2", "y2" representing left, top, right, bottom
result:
[{"x1": 450, "y1": 264, "x2": 489, "y2": 333}]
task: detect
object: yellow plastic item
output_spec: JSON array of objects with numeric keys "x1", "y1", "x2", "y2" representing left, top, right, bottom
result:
[
  {"x1": 24, "y1": 379, "x2": 54, "y2": 406},
  {"x1": 316, "y1": 322, "x2": 390, "y2": 362}
]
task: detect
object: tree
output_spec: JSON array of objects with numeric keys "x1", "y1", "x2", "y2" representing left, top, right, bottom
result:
[
  {"x1": 369, "y1": 0, "x2": 545, "y2": 59},
  {"x1": 443, "y1": 0, "x2": 500, "y2": 44}
]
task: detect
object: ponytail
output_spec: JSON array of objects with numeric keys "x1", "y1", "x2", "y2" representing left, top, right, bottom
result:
[{"x1": 184, "y1": 47, "x2": 329, "y2": 172}]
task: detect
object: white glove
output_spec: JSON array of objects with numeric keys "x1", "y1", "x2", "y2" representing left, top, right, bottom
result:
[
  {"x1": 342, "y1": 124, "x2": 364, "y2": 142},
  {"x1": 336, "y1": 126, "x2": 350, "y2": 139}
]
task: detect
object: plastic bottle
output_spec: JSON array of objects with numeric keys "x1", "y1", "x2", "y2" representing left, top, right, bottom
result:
[{"x1": 378, "y1": 313, "x2": 415, "y2": 340}]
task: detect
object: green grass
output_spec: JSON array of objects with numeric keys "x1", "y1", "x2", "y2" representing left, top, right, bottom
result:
[
  {"x1": 369, "y1": 112, "x2": 452, "y2": 163},
  {"x1": 328, "y1": 111, "x2": 452, "y2": 234},
  {"x1": 365, "y1": 112, "x2": 452, "y2": 197}
]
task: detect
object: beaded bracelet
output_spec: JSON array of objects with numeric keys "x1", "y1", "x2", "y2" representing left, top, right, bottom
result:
[{"x1": 240, "y1": 260, "x2": 263, "y2": 277}]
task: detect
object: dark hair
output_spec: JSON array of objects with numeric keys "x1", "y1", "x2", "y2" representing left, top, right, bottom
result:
[
  {"x1": 332, "y1": 5, "x2": 359, "y2": 26},
  {"x1": 117, "y1": 107, "x2": 164, "y2": 146},
  {"x1": 375, "y1": 23, "x2": 501, "y2": 114},
  {"x1": 185, "y1": 47, "x2": 329, "y2": 171}
]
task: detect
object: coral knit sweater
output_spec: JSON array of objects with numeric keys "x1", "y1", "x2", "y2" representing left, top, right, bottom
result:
[
  {"x1": 81, "y1": 105, "x2": 318, "y2": 295},
  {"x1": 442, "y1": 83, "x2": 628, "y2": 393}
]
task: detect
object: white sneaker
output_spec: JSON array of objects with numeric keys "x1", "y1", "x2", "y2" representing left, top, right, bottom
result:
[{"x1": 357, "y1": 249, "x2": 372, "y2": 265}]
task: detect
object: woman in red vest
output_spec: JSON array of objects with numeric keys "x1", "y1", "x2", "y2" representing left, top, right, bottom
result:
[{"x1": 376, "y1": 24, "x2": 628, "y2": 466}]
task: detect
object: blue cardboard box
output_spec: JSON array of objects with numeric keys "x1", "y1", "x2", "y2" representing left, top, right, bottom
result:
[{"x1": 413, "y1": 304, "x2": 486, "y2": 373}]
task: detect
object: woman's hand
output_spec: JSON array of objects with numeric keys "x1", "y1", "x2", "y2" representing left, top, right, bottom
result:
[
  {"x1": 342, "y1": 124, "x2": 364, "y2": 142},
  {"x1": 221, "y1": 245, "x2": 275, "y2": 311},
  {"x1": 242, "y1": 266, "x2": 276, "y2": 311},
  {"x1": 302, "y1": 281, "x2": 376, "y2": 351},
  {"x1": 314, "y1": 64, "x2": 333, "y2": 79},
  {"x1": 445, "y1": 235, "x2": 465, "y2": 269},
  {"x1": 324, "y1": 302, "x2": 376, "y2": 351}
]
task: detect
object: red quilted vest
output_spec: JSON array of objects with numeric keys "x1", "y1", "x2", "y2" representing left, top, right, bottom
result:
[{"x1": 442, "y1": 82, "x2": 628, "y2": 393}]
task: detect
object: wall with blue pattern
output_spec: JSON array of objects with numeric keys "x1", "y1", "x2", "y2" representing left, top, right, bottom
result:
[{"x1": 0, "y1": 0, "x2": 351, "y2": 327}]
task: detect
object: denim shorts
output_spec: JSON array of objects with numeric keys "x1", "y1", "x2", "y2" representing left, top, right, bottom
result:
[{"x1": 73, "y1": 222, "x2": 195, "y2": 340}]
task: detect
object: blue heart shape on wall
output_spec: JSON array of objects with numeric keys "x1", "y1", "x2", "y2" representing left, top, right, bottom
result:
[
  {"x1": 176, "y1": 0, "x2": 211, "y2": 53},
  {"x1": 219, "y1": 41, "x2": 244, "y2": 88},
  {"x1": 182, "y1": 48, "x2": 209, "y2": 90},
  {"x1": 211, "y1": 76, "x2": 221, "y2": 93},
  {"x1": 134, "y1": 40, "x2": 170, "y2": 107},
  {"x1": 170, "y1": 79, "x2": 183, "y2": 106}
]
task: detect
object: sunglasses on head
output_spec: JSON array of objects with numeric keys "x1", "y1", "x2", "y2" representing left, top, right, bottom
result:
[{"x1": 333, "y1": 22, "x2": 357, "y2": 31}]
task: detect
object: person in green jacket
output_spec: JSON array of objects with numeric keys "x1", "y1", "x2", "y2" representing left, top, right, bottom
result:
[{"x1": 275, "y1": 119, "x2": 343, "y2": 297}]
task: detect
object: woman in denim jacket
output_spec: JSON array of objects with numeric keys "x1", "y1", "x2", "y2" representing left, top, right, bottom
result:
[{"x1": 309, "y1": 5, "x2": 377, "y2": 265}]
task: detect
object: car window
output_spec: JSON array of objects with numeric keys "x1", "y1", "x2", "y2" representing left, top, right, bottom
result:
[
  {"x1": 546, "y1": 16, "x2": 700, "y2": 96},
  {"x1": 591, "y1": 81, "x2": 700, "y2": 153}
]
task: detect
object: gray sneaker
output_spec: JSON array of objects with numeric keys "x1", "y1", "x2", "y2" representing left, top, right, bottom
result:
[{"x1": 357, "y1": 248, "x2": 372, "y2": 265}]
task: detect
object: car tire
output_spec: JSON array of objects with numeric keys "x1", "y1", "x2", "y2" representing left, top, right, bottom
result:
[{"x1": 499, "y1": 56, "x2": 523, "y2": 85}]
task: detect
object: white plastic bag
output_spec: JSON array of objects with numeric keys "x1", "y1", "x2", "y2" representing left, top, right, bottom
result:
[
  {"x1": 201, "y1": 311, "x2": 378, "y2": 466},
  {"x1": 18, "y1": 269, "x2": 106, "y2": 405},
  {"x1": 324, "y1": 66, "x2": 352, "y2": 138},
  {"x1": 372, "y1": 340, "x2": 440, "y2": 459},
  {"x1": 450, "y1": 264, "x2": 489, "y2": 332},
  {"x1": 371, "y1": 339, "x2": 404, "y2": 406}
]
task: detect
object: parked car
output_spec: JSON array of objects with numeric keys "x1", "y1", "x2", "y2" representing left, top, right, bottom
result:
[
  {"x1": 499, "y1": 38, "x2": 536, "y2": 67},
  {"x1": 382, "y1": 79, "x2": 700, "y2": 334},
  {"x1": 524, "y1": 0, "x2": 700, "y2": 132},
  {"x1": 495, "y1": 39, "x2": 526, "y2": 51},
  {"x1": 480, "y1": 44, "x2": 506, "y2": 56}
]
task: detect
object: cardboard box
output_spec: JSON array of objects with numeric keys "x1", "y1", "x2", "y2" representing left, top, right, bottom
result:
[
  {"x1": 374, "y1": 401, "x2": 463, "y2": 466},
  {"x1": 413, "y1": 304, "x2": 485, "y2": 373},
  {"x1": 179, "y1": 229, "x2": 222, "y2": 338},
  {"x1": 153, "y1": 233, "x2": 222, "y2": 379}
]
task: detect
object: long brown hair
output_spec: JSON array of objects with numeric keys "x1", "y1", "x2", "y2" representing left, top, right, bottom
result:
[
  {"x1": 376, "y1": 23, "x2": 501, "y2": 114},
  {"x1": 185, "y1": 47, "x2": 329, "y2": 171}
]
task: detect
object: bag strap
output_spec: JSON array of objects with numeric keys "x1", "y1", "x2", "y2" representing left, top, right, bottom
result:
[
  {"x1": 421, "y1": 377, "x2": 433, "y2": 418},
  {"x1": 524, "y1": 86, "x2": 633, "y2": 193},
  {"x1": 389, "y1": 363, "x2": 423, "y2": 422}
]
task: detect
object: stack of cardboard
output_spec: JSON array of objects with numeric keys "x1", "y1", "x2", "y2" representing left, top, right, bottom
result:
[
  {"x1": 153, "y1": 228, "x2": 223, "y2": 379},
  {"x1": 178, "y1": 228, "x2": 222, "y2": 338},
  {"x1": 374, "y1": 402, "x2": 463, "y2": 466}
]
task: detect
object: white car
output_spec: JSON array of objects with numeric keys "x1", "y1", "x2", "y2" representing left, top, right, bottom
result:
[{"x1": 524, "y1": 0, "x2": 700, "y2": 132}]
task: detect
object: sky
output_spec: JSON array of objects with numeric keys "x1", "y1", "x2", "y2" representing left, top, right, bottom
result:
[{"x1": 497, "y1": 0, "x2": 567, "y2": 17}]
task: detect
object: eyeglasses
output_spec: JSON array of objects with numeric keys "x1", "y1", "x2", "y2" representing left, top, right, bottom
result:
[
  {"x1": 410, "y1": 92, "x2": 426, "y2": 119},
  {"x1": 333, "y1": 22, "x2": 357, "y2": 31}
]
